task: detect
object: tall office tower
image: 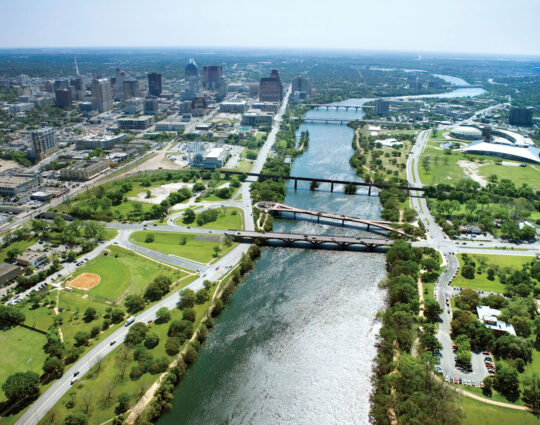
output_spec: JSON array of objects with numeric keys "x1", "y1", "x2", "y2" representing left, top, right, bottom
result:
[
  {"x1": 53, "y1": 79, "x2": 70, "y2": 91},
  {"x1": 217, "y1": 78, "x2": 228, "y2": 101},
  {"x1": 91, "y1": 78, "x2": 113, "y2": 112},
  {"x1": 115, "y1": 68, "x2": 126, "y2": 101},
  {"x1": 374, "y1": 98, "x2": 390, "y2": 115},
  {"x1": 509, "y1": 107, "x2": 533, "y2": 126},
  {"x1": 147, "y1": 72, "x2": 162, "y2": 96},
  {"x1": 259, "y1": 69, "x2": 283, "y2": 102},
  {"x1": 55, "y1": 89, "x2": 72, "y2": 108},
  {"x1": 184, "y1": 58, "x2": 200, "y2": 100},
  {"x1": 70, "y1": 77, "x2": 84, "y2": 91},
  {"x1": 202, "y1": 65, "x2": 223, "y2": 89},
  {"x1": 123, "y1": 78, "x2": 139, "y2": 100},
  {"x1": 144, "y1": 97, "x2": 159, "y2": 114},
  {"x1": 291, "y1": 76, "x2": 310, "y2": 93},
  {"x1": 31, "y1": 127, "x2": 58, "y2": 160}
]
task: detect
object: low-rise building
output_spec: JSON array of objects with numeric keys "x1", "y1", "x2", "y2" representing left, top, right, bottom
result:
[
  {"x1": 219, "y1": 101, "x2": 247, "y2": 113},
  {"x1": 155, "y1": 120, "x2": 186, "y2": 131},
  {"x1": 124, "y1": 98, "x2": 144, "y2": 114},
  {"x1": 251, "y1": 102, "x2": 279, "y2": 112},
  {"x1": 60, "y1": 158, "x2": 109, "y2": 180},
  {"x1": 200, "y1": 148, "x2": 229, "y2": 169},
  {"x1": 0, "y1": 173, "x2": 41, "y2": 197},
  {"x1": 75, "y1": 133, "x2": 126, "y2": 150},
  {"x1": 476, "y1": 305, "x2": 516, "y2": 336},
  {"x1": 241, "y1": 109, "x2": 273, "y2": 126},
  {"x1": 16, "y1": 250, "x2": 48, "y2": 268},
  {"x1": 117, "y1": 115, "x2": 154, "y2": 130},
  {"x1": 0, "y1": 263, "x2": 22, "y2": 286}
]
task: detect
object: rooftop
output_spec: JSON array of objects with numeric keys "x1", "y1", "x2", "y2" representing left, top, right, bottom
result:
[
  {"x1": 462, "y1": 141, "x2": 540, "y2": 164},
  {"x1": 476, "y1": 305, "x2": 516, "y2": 335}
]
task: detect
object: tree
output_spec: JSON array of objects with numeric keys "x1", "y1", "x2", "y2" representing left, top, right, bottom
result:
[
  {"x1": 144, "y1": 332, "x2": 160, "y2": 349},
  {"x1": 145, "y1": 233, "x2": 155, "y2": 243},
  {"x1": 110, "y1": 308, "x2": 125, "y2": 324},
  {"x1": 168, "y1": 320, "x2": 193, "y2": 339},
  {"x1": 487, "y1": 268, "x2": 495, "y2": 281},
  {"x1": 493, "y1": 367, "x2": 520, "y2": 402},
  {"x1": 165, "y1": 337, "x2": 181, "y2": 355},
  {"x1": 125, "y1": 294, "x2": 145, "y2": 313},
  {"x1": 522, "y1": 375, "x2": 540, "y2": 409},
  {"x1": 65, "y1": 414, "x2": 88, "y2": 425},
  {"x1": 74, "y1": 331, "x2": 91, "y2": 346},
  {"x1": 455, "y1": 288, "x2": 480, "y2": 311},
  {"x1": 2, "y1": 371, "x2": 40, "y2": 402},
  {"x1": 195, "y1": 288, "x2": 209, "y2": 304},
  {"x1": 43, "y1": 356, "x2": 64, "y2": 378},
  {"x1": 155, "y1": 307, "x2": 171, "y2": 324},
  {"x1": 424, "y1": 299, "x2": 442, "y2": 323},
  {"x1": 183, "y1": 208, "x2": 196, "y2": 224},
  {"x1": 184, "y1": 345, "x2": 197, "y2": 364},
  {"x1": 178, "y1": 289, "x2": 195, "y2": 309},
  {"x1": 115, "y1": 393, "x2": 130, "y2": 415},
  {"x1": 482, "y1": 376, "x2": 493, "y2": 396},
  {"x1": 182, "y1": 308, "x2": 196, "y2": 322},
  {"x1": 125, "y1": 322, "x2": 148, "y2": 346},
  {"x1": 0, "y1": 305, "x2": 26, "y2": 329},
  {"x1": 83, "y1": 307, "x2": 97, "y2": 323},
  {"x1": 461, "y1": 265, "x2": 475, "y2": 280}
]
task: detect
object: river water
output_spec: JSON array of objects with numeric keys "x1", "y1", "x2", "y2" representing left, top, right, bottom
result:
[
  {"x1": 158, "y1": 84, "x2": 484, "y2": 425},
  {"x1": 158, "y1": 106, "x2": 388, "y2": 425}
]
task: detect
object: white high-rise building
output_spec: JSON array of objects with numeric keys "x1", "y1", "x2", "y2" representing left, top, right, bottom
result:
[{"x1": 91, "y1": 78, "x2": 113, "y2": 112}]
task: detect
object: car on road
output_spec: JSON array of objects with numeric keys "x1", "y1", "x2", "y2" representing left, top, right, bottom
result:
[
  {"x1": 453, "y1": 377, "x2": 458, "y2": 384},
  {"x1": 472, "y1": 381, "x2": 476, "y2": 387},
  {"x1": 70, "y1": 378, "x2": 78, "y2": 385},
  {"x1": 110, "y1": 340, "x2": 116, "y2": 346},
  {"x1": 73, "y1": 371, "x2": 80, "y2": 377},
  {"x1": 147, "y1": 319, "x2": 153, "y2": 324},
  {"x1": 458, "y1": 378, "x2": 462, "y2": 385}
]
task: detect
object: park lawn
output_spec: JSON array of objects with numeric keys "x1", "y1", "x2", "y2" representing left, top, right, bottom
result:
[
  {"x1": 451, "y1": 254, "x2": 534, "y2": 293},
  {"x1": 102, "y1": 228, "x2": 118, "y2": 241},
  {"x1": 175, "y1": 207, "x2": 244, "y2": 231},
  {"x1": 478, "y1": 161, "x2": 540, "y2": 191},
  {"x1": 418, "y1": 141, "x2": 467, "y2": 185},
  {"x1": 0, "y1": 326, "x2": 49, "y2": 399},
  {"x1": 232, "y1": 160, "x2": 253, "y2": 173},
  {"x1": 70, "y1": 246, "x2": 183, "y2": 303},
  {"x1": 38, "y1": 296, "x2": 216, "y2": 425},
  {"x1": 0, "y1": 238, "x2": 38, "y2": 262},
  {"x1": 130, "y1": 231, "x2": 237, "y2": 264},
  {"x1": 460, "y1": 395, "x2": 539, "y2": 425},
  {"x1": 423, "y1": 281, "x2": 434, "y2": 302}
]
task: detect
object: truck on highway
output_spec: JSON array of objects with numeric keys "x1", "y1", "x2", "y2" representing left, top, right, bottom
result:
[{"x1": 125, "y1": 316, "x2": 135, "y2": 327}]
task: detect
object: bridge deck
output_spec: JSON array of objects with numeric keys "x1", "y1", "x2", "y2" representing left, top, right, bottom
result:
[
  {"x1": 255, "y1": 202, "x2": 406, "y2": 236},
  {"x1": 225, "y1": 230, "x2": 393, "y2": 249}
]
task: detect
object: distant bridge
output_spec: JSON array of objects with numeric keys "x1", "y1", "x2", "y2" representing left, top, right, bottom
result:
[
  {"x1": 306, "y1": 104, "x2": 372, "y2": 111},
  {"x1": 224, "y1": 230, "x2": 393, "y2": 251},
  {"x1": 220, "y1": 170, "x2": 426, "y2": 196},
  {"x1": 290, "y1": 117, "x2": 416, "y2": 127},
  {"x1": 255, "y1": 202, "x2": 407, "y2": 236}
]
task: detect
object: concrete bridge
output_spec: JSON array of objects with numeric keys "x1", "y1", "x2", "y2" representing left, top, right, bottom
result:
[
  {"x1": 255, "y1": 201, "x2": 407, "y2": 236},
  {"x1": 307, "y1": 104, "x2": 373, "y2": 111},
  {"x1": 290, "y1": 117, "x2": 416, "y2": 127},
  {"x1": 220, "y1": 170, "x2": 426, "y2": 196},
  {"x1": 224, "y1": 230, "x2": 393, "y2": 251}
]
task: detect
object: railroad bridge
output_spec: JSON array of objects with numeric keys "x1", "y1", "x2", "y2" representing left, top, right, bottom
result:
[
  {"x1": 220, "y1": 170, "x2": 425, "y2": 196},
  {"x1": 255, "y1": 201, "x2": 407, "y2": 236},
  {"x1": 224, "y1": 231, "x2": 393, "y2": 251}
]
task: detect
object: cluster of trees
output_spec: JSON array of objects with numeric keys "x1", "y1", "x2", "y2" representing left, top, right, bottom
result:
[
  {"x1": 226, "y1": 133, "x2": 266, "y2": 150},
  {"x1": 425, "y1": 177, "x2": 539, "y2": 239},
  {"x1": 370, "y1": 240, "x2": 462, "y2": 424},
  {"x1": 124, "y1": 323, "x2": 169, "y2": 380},
  {"x1": 196, "y1": 209, "x2": 220, "y2": 226}
]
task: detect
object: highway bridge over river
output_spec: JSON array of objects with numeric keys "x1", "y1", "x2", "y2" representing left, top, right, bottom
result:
[{"x1": 225, "y1": 230, "x2": 394, "y2": 251}]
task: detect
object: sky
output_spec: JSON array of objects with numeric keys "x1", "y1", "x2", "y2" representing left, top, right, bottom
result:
[{"x1": 0, "y1": 0, "x2": 539, "y2": 56}]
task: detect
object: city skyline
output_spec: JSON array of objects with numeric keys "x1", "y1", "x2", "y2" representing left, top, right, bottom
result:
[{"x1": 0, "y1": 0, "x2": 539, "y2": 56}]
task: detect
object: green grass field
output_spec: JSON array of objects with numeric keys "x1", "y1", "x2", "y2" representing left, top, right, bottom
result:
[
  {"x1": 102, "y1": 228, "x2": 118, "y2": 241},
  {"x1": 479, "y1": 162, "x2": 540, "y2": 191},
  {"x1": 175, "y1": 207, "x2": 244, "y2": 231},
  {"x1": 460, "y1": 395, "x2": 540, "y2": 425},
  {"x1": 130, "y1": 231, "x2": 237, "y2": 264},
  {"x1": 70, "y1": 246, "x2": 186, "y2": 303},
  {"x1": 232, "y1": 160, "x2": 253, "y2": 173},
  {"x1": 452, "y1": 254, "x2": 534, "y2": 292}
]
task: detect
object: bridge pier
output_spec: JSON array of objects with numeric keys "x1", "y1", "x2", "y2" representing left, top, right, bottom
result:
[
  {"x1": 293, "y1": 211, "x2": 296, "y2": 220},
  {"x1": 342, "y1": 219, "x2": 345, "y2": 227},
  {"x1": 294, "y1": 178, "x2": 298, "y2": 190},
  {"x1": 368, "y1": 185, "x2": 372, "y2": 196},
  {"x1": 330, "y1": 182, "x2": 334, "y2": 192},
  {"x1": 367, "y1": 223, "x2": 370, "y2": 231}
]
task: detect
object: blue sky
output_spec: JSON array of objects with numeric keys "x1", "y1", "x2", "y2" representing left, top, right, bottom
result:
[{"x1": 1, "y1": 0, "x2": 538, "y2": 55}]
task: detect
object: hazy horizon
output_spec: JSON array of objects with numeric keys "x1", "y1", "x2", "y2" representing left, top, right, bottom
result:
[{"x1": 1, "y1": 0, "x2": 539, "y2": 56}]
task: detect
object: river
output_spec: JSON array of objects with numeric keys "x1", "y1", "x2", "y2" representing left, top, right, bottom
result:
[
  {"x1": 157, "y1": 83, "x2": 486, "y2": 425},
  {"x1": 158, "y1": 106, "x2": 388, "y2": 425}
]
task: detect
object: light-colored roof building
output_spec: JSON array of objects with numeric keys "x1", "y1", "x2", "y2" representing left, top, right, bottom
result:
[
  {"x1": 476, "y1": 305, "x2": 516, "y2": 336},
  {"x1": 462, "y1": 141, "x2": 540, "y2": 164}
]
